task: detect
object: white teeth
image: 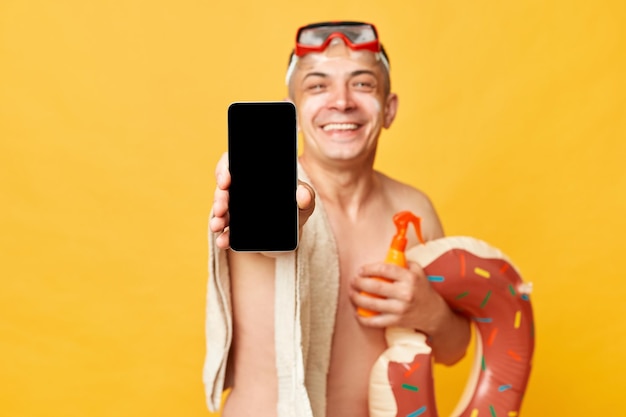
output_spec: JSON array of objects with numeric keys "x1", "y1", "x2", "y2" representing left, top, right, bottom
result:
[{"x1": 322, "y1": 123, "x2": 358, "y2": 131}]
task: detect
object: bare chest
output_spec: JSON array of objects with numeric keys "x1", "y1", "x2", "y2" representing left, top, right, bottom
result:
[{"x1": 324, "y1": 216, "x2": 397, "y2": 415}]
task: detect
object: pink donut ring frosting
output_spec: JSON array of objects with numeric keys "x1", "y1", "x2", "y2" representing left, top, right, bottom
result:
[{"x1": 369, "y1": 236, "x2": 535, "y2": 417}]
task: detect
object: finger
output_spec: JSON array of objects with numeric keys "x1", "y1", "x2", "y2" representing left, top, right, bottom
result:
[
  {"x1": 351, "y1": 275, "x2": 395, "y2": 299},
  {"x1": 352, "y1": 298, "x2": 402, "y2": 328},
  {"x1": 214, "y1": 227, "x2": 230, "y2": 250},
  {"x1": 209, "y1": 213, "x2": 228, "y2": 234},
  {"x1": 212, "y1": 187, "x2": 230, "y2": 218},
  {"x1": 358, "y1": 262, "x2": 407, "y2": 283},
  {"x1": 215, "y1": 152, "x2": 231, "y2": 190},
  {"x1": 212, "y1": 153, "x2": 231, "y2": 222},
  {"x1": 350, "y1": 288, "x2": 406, "y2": 317}
]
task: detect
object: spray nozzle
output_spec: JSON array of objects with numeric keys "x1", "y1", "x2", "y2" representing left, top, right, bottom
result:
[{"x1": 390, "y1": 211, "x2": 425, "y2": 252}]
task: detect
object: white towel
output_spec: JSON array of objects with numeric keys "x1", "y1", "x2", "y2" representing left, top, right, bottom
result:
[{"x1": 203, "y1": 166, "x2": 340, "y2": 417}]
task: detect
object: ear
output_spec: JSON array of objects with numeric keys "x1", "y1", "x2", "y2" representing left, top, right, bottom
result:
[{"x1": 383, "y1": 93, "x2": 398, "y2": 129}]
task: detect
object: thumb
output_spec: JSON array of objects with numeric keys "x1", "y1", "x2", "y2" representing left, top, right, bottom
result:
[{"x1": 296, "y1": 181, "x2": 315, "y2": 226}]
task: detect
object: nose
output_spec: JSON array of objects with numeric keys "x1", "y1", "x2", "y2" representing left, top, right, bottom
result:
[{"x1": 328, "y1": 83, "x2": 355, "y2": 112}]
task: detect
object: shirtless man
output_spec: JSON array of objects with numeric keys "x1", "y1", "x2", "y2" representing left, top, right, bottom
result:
[{"x1": 208, "y1": 21, "x2": 471, "y2": 417}]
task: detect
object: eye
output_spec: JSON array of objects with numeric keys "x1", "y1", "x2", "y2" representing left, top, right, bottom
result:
[
  {"x1": 307, "y1": 83, "x2": 327, "y2": 92},
  {"x1": 354, "y1": 81, "x2": 373, "y2": 88},
  {"x1": 302, "y1": 75, "x2": 328, "y2": 93},
  {"x1": 351, "y1": 77, "x2": 377, "y2": 92}
]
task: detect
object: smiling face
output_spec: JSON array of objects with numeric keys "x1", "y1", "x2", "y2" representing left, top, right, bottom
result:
[{"x1": 289, "y1": 40, "x2": 398, "y2": 167}]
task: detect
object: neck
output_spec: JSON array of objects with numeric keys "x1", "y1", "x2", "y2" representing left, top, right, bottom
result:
[{"x1": 299, "y1": 154, "x2": 380, "y2": 220}]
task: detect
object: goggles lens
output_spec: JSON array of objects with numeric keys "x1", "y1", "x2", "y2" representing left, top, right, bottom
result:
[
  {"x1": 286, "y1": 21, "x2": 390, "y2": 85},
  {"x1": 294, "y1": 22, "x2": 381, "y2": 57}
]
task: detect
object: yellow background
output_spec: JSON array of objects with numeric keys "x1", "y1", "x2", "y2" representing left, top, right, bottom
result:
[{"x1": 1, "y1": 1, "x2": 624, "y2": 416}]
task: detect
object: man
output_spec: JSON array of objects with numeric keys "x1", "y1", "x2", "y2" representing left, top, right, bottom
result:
[{"x1": 205, "y1": 21, "x2": 470, "y2": 417}]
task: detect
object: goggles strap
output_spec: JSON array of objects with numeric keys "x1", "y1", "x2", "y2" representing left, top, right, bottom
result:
[{"x1": 285, "y1": 54, "x2": 298, "y2": 85}]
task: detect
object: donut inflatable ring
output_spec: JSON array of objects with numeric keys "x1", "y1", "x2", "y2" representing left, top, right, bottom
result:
[{"x1": 369, "y1": 236, "x2": 535, "y2": 417}]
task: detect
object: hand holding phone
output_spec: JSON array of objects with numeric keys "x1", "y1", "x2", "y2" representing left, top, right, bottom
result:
[
  {"x1": 227, "y1": 101, "x2": 298, "y2": 252},
  {"x1": 209, "y1": 152, "x2": 317, "y2": 252}
]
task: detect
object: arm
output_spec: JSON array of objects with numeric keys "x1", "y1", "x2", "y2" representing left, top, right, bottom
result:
[
  {"x1": 409, "y1": 196, "x2": 471, "y2": 365},
  {"x1": 405, "y1": 262, "x2": 471, "y2": 366},
  {"x1": 206, "y1": 153, "x2": 318, "y2": 413},
  {"x1": 349, "y1": 188, "x2": 470, "y2": 365}
]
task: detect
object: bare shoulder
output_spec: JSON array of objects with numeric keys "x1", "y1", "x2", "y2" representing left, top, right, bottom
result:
[{"x1": 376, "y1": 171, "x2": 445, "y2": 241}]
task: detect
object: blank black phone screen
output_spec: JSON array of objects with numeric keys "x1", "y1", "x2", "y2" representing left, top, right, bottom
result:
[{"x1": 227, "y1": 101, "x2": 298, "y2": 252}]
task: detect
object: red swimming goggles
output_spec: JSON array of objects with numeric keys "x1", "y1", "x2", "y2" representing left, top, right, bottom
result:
[
  {"x1": 294, "y1": 21, "x2": 385, "y2": 58},
  {"x1": 286, "y1": 21, "x2": 390, "y2": 84}
]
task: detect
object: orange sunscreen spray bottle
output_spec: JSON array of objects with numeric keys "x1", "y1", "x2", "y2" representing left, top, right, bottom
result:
[{"x1": 357, "y1": 211, "x2": 425, "y2": 317}]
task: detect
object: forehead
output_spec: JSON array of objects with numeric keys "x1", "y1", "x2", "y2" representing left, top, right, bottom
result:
[{"x1": 294, "y1": 42, "x2": 384, "y2": 77}]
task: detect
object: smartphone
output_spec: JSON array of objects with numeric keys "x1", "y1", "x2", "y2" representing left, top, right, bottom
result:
[{"x1": 227, "y1": 101, "x2": 298, "y2": 252}]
